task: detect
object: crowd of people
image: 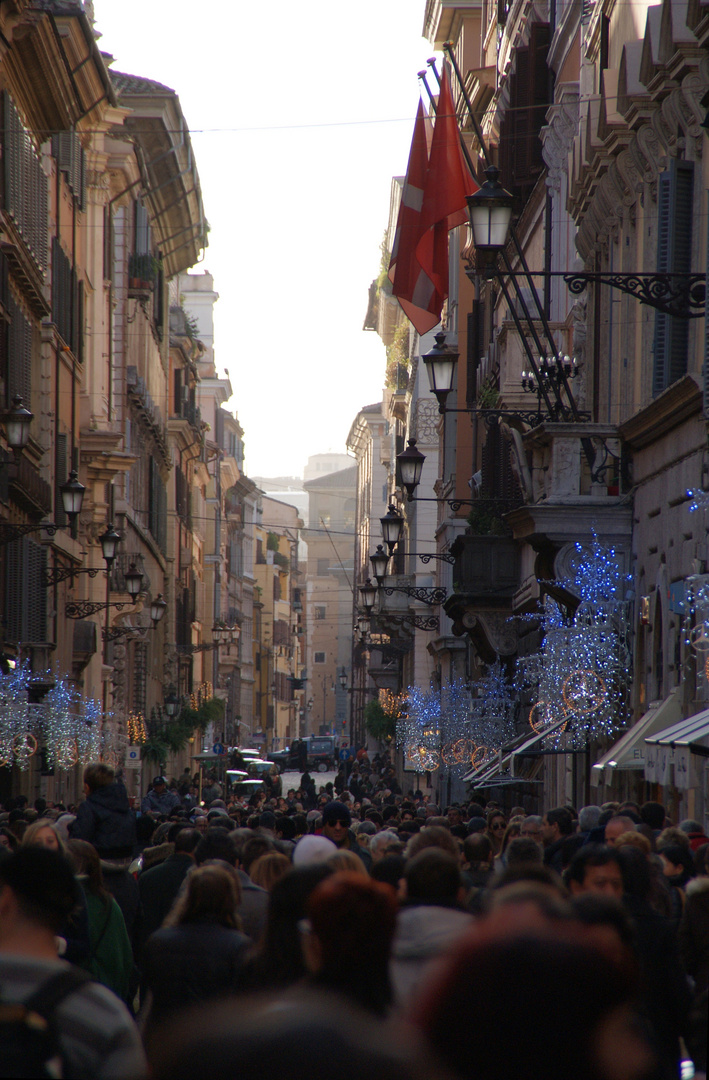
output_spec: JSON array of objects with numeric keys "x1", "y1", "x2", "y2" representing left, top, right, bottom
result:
[{"x1": 0, "y1": 757, "x2": 707, "y2": 1080}]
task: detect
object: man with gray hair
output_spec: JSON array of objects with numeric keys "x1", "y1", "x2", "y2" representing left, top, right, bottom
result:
[
  {"x1": 604, "y1": 814, "x2": 637, "y2": 845},
  {"x1": 519, "y1": 815, "x2": 543, "y2": 845},
  {"x1": 578, "y1": 805, "x2": 602, "y2": 836},
  {"x1": 369, "y1": 829, "x2": 403, "y2": 862}
]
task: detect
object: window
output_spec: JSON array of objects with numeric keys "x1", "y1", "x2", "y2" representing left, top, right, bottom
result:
[
  {"x1": 314, "y1": 651, "x2": 326, "y2": 664},
  {"x1": 4, "y1": 537, "x2": 47, "y2": 643},
  {"x1": 317, "y1": 558, "x2": 330, "y2": 575},
  {"x1": 315, "y1": 606, "x2": 326, "y2": 621}
]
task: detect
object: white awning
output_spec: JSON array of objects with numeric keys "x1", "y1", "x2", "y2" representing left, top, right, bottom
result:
[
  {"x1": 590, "y1": 689, "x2": 682, "y2": 784},
  {"x1": 643, "y1": 705, "x2": 709, "y2": 789}
]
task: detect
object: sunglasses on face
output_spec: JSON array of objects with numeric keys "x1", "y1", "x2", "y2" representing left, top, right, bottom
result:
[{"x1": 491, "y1": 822, "x2": 506, "y2": 830}]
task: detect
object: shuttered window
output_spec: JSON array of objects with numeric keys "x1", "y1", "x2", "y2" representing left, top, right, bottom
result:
[
  {"x1": 7, "y1": 295, "x2": 32, "y2": 407},
  {"x1": 1, "y1": 94, "x2": 48, "y2": 273},
  {"x1": 52, "y1": 132, "x2": 86, "y2": 210},
  {"x1": 55, "y1": 432, "x2": 68, "y2": 527},
  {"x1": 52, "y1": 239, "x2": 80, "y2": 354},
  {"x1": 653, "y1": 160, "x2": 694, "y2": 397},
  {"x1": 499, "y1": 23, "x2": 551, "y2": 205},
  {"x1": 148, "y1": 458, "x2": 167, "y2": 555},
  {"x1": 4, "y1": 537, "x2": 47, "y2": 643}
]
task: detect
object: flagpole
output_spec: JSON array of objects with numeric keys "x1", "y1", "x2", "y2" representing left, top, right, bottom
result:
[
  {"x1": 437, "y1": 47, "x2": 581, "y2": 422},
  {"x1": 418, "y1": 66, "x2": 480, "y2": 184}
]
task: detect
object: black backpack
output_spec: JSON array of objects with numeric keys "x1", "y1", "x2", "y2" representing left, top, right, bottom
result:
[{"x1": 0, "y1": 967, "x2": 91, "y2": 1078}]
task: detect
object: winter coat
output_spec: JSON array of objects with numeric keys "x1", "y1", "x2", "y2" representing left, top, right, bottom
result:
[
  {"x1": 389, "y1": 903, "x2": 473, "y2": 1011},
  {"x1": 81, "y1": 890, "x2": 135, "y2": 1006},
  {"x1": 138, "y1": 852, "x2": 194, "y2": 952},
  {"x1": 141, "y1": 788, "x2": 181, "y2": 816},
  {"x1": 142, "y1": 921, "x2": 250, "y2": 1023},
  {"x1": 70, "y1": 782, "x2": 137, "y2": 858},
  {"x1": 679, "y1": 875, "x2": 709, "y2": 996}
]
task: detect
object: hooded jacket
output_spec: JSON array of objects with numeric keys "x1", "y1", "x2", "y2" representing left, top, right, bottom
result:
[
  {"x1": 389, "y1": 903, "x2": 473, "y2": 1011},
  {"x1": 70, "y1": 781, "x2": 137, "y2": 858}
]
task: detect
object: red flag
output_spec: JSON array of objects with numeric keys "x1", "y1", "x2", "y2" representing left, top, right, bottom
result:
[
  {"x1": 415, "y1": 67, "x2": 477, "y2": 320},
  {"x1": 388, "y1": 100, "x2": 440, "y2": 336}
]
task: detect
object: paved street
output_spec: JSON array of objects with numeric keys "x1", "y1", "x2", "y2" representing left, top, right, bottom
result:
[{"x1": 281, "y1": 767, "x2": 338, "y2": 791}]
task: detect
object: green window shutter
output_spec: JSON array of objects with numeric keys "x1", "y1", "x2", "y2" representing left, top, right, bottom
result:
[{"x1": 55, "y1": 432, "x2": 68, "y2": 527}]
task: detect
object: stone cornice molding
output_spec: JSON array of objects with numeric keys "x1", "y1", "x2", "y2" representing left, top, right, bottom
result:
[{"x1": 541, "y1": 85, "x2": 580, "y2": 192}]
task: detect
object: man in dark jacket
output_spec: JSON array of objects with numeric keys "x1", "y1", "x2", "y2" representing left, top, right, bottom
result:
[
  {"x1": 70, "y1": 763, "x2": 136, "y2": 861},
  {"x1": 141, "y1": 776, "x2": 181, "y2": 816},
  {"x1": 137, "y1": 827, "x2": 200, "y2": 952}
]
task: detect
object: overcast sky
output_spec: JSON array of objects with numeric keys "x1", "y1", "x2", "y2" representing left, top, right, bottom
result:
[{"x1": 93, "y1": 0, "x2": 435, "y2": 478}]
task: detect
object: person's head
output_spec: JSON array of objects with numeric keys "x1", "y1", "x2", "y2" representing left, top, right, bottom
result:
[
  {"x1": 403, "y1": 848, "x2": 463, "y2": 906},
  {"x1": 520, "y1": 815, "x2": 544, "y2": 844},
  {"x1": 327, "y1": 849, "x2": 368, "y2": 876},
  {"x1": 639, "y1": 802, "x2": 665, "y2": 831},
  {"x1": 249, "y1": 851, "x2": 292, "y2": 891},
  {"x1": 604, "y1": 817, "x2": 637, "y2": 846},
  {"x1": 370, "y1": 829, "x2": 403, "y2": 862},
  {"x1": 566, "y1": 846, "x2": 624, "y2": 900},
  {"x1": 486, "y1": 810, "x2": 507, "y2": 838},
  {"x1": 321, "y1": 802, "x2": 352, "y2": 846},
  {"x1": 152, "y1": 776, "x2": 168, "y2": 793},
  {"x1": 505, "y1": 836, "x2": 544, "y2": 868},
  {"x1": 657, "y1": 843, "x2": 695, "y2": 883},
  {"x1": 499, "y1": 821, "x2": 521, "y2": 854},
  {"x1": 578, "y1": 806, "x2": 602, "y2": 833},
  {"x1": 463, "y1": 832, "x2": 493, "y2": 865},
  {"x1": 65, "y1": 839, "x2": 107, "y2": 899},
  {"x1": 165, "y1": 863, "x2": 242, "y2": 929},
  {"x1": 174, "y1": 828, "x2": 201, "y2": 856},
  {"x1": 694, "y1": 842, "x2": 709, "y2": 877},
  {"x1": 304, "y1": 872, "x2": 398, "y2": 1015},
  {"x1": 412, "y1": 922, "x2": 652, "y2": 1080},
  {"x1": 194, "y1": 827, "x2": 238, "y2": 867},
  {"x1": 405, "y1": 825, "x2": 460, "y2": 862},
  {"x1": 446, "y1": 806, "x2": 462, "y2": 828},
  {"x1": 0, "y1": 827, "x2": 18, "y2": 852},
  {"x1": 0, "y1": 847, "x2": 80, "y2": 935},
  {"x1": 541, "y1": 808, "x2": 574, "y2": 846},
  {"x1": 614, "y1": 832, "x2": 651, "y2": 856},
  {"x1": 20, "y1": 818, "x2": 65, "y2": 855},
  {"x1": 370, "y1": 853, "x2": 407, "y2": 889},
  {"x1": 83, "y1": 762, "x2": 115, "y2": 794}
]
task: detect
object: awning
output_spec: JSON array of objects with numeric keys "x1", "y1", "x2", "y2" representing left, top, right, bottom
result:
[
  {"x1": 643, "y1": 705, "x2": 709, "y2": 789},
  {"x1": 590, "y1": 689, "x2": 682, "y2": 784},
  {"x1": 464, "y1": 718, "x2": 568, "y2": 786}
]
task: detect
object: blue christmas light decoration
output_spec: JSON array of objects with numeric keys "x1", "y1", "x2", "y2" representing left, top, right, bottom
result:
[
  {"x1": 687, "y1": 488, "x2": 709, "y2": 513},
  {"x1": 516, "y1": 531, "x2": 630, "y2": 749}
]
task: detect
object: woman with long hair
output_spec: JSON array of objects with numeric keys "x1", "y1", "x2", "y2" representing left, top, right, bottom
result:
[
  {"x1": 485, "y1": 810, "x2": 507, "y2": 857},
  {"x1": 142, "y1": 862, "x2": 250, "y2": 1025},
  {"x1": 21, "y1": 818, "x2": 67, "y2": 854},
  {"x1": 66, "y1": 838, "x2": 135, "y2": 1007},
  {"x1": 249, "y1": 851, "x2": 291, "y2": 892}
]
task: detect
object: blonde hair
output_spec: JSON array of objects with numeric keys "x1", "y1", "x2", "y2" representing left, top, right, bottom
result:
[
  {"x1": 249, "y1": 852, "x2": 291, "y2": 892},
  {"x1": 164, "y1": 863, "x2": 243, "y2": 930},
  {"x1": 21, "y1": 818, "x2": 66, "y2": 856},
  {"x1": 327, "y1": 849, "x2": 368, "y2": 877},
  {"x1": 615, "y1": 831, "x2": 651, "y2": 855}
]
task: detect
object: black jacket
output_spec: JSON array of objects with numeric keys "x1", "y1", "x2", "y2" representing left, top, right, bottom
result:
[
  {"x1": 70, "y1": 781, "x2": 137, "y2": 858},
  {"x1": 143, "y1": 922, "x2": 250, "y2": 1022}
]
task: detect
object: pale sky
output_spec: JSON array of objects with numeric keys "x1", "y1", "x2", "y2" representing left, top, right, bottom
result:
[{"x1": 92, "y1": 1, "x2": 436, "y2": 478}]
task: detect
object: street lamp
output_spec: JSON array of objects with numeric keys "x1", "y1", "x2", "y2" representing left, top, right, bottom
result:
[
  {"x1": 99, "y1": 523, "x2": 121, "y2": 568},
  {"x1": 359, "y1": 578, "x2": 378, "y2": 612},
  {"x1": 397, "y1": 439, "x2": 426, "y2": 500},
  {"x1": 422, "y1": 332, "x2": 460, "y2": 413},
  {"x1": 338, "y1": 667, "x2": 347, "y2": 690},
  {"x1": 164, "y1": 688, "x2": 180, "y2": 719},
  {"x1": 466, "y1": 165, "x2": 514, "y2": 276},
  {"x1": 59, "y1": 470, "x2": 86, "y2": 522},
  {"x1": 3, "y1": 395, "x2": 33, "y2": 455},
  {"x1": 380, "y1": 504, "x2": 404, "y2": 553},
  {"x1": 369, "y1": 546, "x2": 389, "y2": 586},
  {"x1": 150, "y1": 594, "x2": 167, "y2": 626},
  {"x1": 123, "y1": 562, "x2": 144, "y2": 598}
]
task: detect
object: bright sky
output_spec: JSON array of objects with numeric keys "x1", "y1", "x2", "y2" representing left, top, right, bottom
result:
[{"x1": 92, "y1": 0, "x2": 436, "y2": 478}]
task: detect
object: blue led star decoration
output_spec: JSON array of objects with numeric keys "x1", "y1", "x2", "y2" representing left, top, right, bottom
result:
[
  {"x1": 517, "y1": 532, "x2": 630, "y2": 749},
  {"x1": 687, "y1": 488, "x2": 709, "y2": 513}
]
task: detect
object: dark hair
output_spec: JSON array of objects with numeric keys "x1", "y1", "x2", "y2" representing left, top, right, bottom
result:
[
  {"x1": 370, "y1": 854, "x2": 407, "y2": 889},
  {"x1": 640, "y1": 801, "x2": 666, "y2": 831},
  {"x1": 694, "y1": 842, "x2": 709, "y2": 877},
  {"x1": 489, "y1": 863, "x2": 566, "y2": 896},
  {"x1": 616, "y1": 845, "x2": 651, "y2": 900},
  {"x1": 194, "y1": 828, "x2": 237, "y2": 867},
  {"x1": 505, "y1": 836, "x2": 543, "y2": 867},
  {"x1": 566, "y1": 844, "x2": 621, "y2": 888},
  {"x1": 570, "y1": 894, "x2": 636, "y2": 950},
  {"x1": 83, "y1": 762, "x2": 115, "y2": 792},
  {"x1": 464, "y1": 833, "x2": 493, "y2": 864},
  {"x1": 306, "y1": 872, "x2": 397, "y2": 1016},
  {"x1": 545, "y1": 808, "x2": 574, "y2": 836},
  {"x1": 240, "y1": 835, "x2": 273, "y2": 872},
  {"x1": 658, "y1": 843, "x2": 695, "y2": 883},
  {"x1": 0, "y1": 847, "x2": 79, "y2": 932},
  {"x1": 174, "y1": 828, "x2": 201, "y2": 855},
  {"x1": 248, "y1": 865, "x2": 334, "y2": 989},
  {"x1": 275, "y1": 816, "x2": 296, "y2": 841},
  {"x1": 165, "y1": 863, "x2": 242, "y2": 929},
  {"x1": 405, "y1": 848, "x2": 461, "y2": 905},
  {"x1": 413, "y1": 927, "x2": 637, "y2": 1080}
]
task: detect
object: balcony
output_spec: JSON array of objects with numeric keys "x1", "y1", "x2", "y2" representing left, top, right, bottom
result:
[{"x1": 443, "y1": 532, "x2": 521, "y2": 660}]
